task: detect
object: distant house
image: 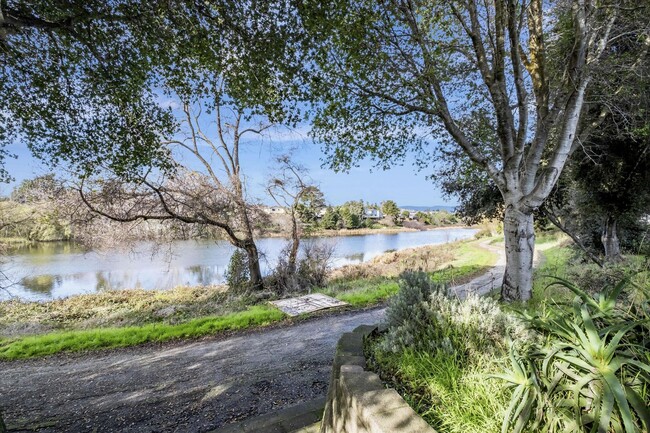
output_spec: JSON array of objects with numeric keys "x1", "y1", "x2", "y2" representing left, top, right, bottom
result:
[
  {"x1": 363, "y1": 209, "x2": 383, "y2": 219},
  {"x1": 262, "y1": 206, "x2": 287, "y2": 215}
]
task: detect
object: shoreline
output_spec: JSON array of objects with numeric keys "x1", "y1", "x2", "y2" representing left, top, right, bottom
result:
[
  {"x1": 271, "y1": 224, "x2": 475, "y2": 239},
  {"x1": 1, "y1": 225, "x2": 474, "y2": 247},
  {"x1": 0, "y1": 237, "x2": 500, "y2": 358}
]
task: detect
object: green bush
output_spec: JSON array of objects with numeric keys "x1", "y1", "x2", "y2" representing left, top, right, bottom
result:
[
  {"x1": 370, "y1": 271, "x2": 533, "y2": 433},
  {"x1": 380, "y1": 271, "x2": 448, "y2": 353},
  {"x1": 474, "y1": 227, "x2": 492, "y2": 239},
  {"x1": 497, "y1": 277, "x2": 650, "y2": 433},
  {"x1": 380, "y1": 271, "x2": 532, "y2": 359},
  {"x1": 566, "y1": 258, "x2": 649, "y2": 294},
  {"x1": 224, "y1": 249, "x2": 250, "y2": 292}
]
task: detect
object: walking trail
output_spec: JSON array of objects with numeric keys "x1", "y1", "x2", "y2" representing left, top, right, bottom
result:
[{"x1": 0, "y1": 240, "x2": 508, "y2": 433}]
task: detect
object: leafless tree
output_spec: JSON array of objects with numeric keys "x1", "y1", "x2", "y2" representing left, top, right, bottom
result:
[
  {"x1": 267, "y1": 155, "x2": 321, "y2": 275},
  {"x1": 79, "y1": 100, "x2": 273, "y2": 290}
]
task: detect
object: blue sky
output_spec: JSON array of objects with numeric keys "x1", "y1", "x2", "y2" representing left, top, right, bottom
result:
[
  {"x1": 3, "y1": 139, "x2": 454, "y2": 207},
  {"x1": 2, "y1": 102, "x2": 456, "y2": 207}
]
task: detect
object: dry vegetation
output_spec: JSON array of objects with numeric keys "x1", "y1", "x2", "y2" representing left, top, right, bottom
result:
[
  {"x1": 330, "y1": 244, "x2": 456, "y2": 281},
  {"x1": 0, "y1": 285, "x2": 234, "y2": 337},
  {"x1": 0, "y1": 239, "x2": 496, "y2": 339}
]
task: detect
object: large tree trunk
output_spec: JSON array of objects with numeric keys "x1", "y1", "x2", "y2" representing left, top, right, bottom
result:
[
  {"x1": 0, "y1": 411, "x2": 6, "y2": 433},
  {"x1": 501, "y1": 205, "x2": 535, "y2": 302},
  {"x1": 601, "y1": 215, "x2": 622, "y2": 262},
  {"x1": 243, "y1": 240, "x2": 264, "y2": 291}
]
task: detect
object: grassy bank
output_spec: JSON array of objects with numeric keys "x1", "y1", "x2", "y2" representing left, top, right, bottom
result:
[
  {"x1": 0, "y1": 306, "x2": 284, "y2": 360},
  {"x1": 0, "y1": 238, "x2": 498, "y2": 359},
  {"x1": 366, "y1": 242, "x2": 650, "y2": 433}
]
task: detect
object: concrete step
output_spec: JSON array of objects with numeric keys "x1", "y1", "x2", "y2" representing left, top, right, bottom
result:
[{"x1": 208, "y1": 397, "x2": 324, "y2": 433}]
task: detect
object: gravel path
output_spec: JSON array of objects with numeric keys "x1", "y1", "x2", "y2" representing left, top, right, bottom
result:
[
  {"x1": 0, "y1": 240, "x2": 508, "y2": 433},
  {"x1": 1, "y1": 308, "x2": 386, "y2": 433}
]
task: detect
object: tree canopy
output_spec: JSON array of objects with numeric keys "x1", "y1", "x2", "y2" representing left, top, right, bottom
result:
[
  {"x1": 1, "y1": 0, "x2": 305, "y2": 181},
  {"x1": 301, "y1": 0, "x2": 645, "y2": 300}
]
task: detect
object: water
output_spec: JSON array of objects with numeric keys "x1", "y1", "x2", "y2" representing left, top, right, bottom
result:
[{"x1": 1, "y1": 228, "x2": 477, "y2": 300}]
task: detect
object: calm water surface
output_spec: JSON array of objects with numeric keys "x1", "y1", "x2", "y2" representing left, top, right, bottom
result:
[{"x1": 2, "y1": 228, "x2": 477, "y2": 300}]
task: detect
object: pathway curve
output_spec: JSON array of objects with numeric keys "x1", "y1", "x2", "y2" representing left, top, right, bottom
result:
[{"x1": 0, "y1": 241, "x2": 509, "y2": 433}]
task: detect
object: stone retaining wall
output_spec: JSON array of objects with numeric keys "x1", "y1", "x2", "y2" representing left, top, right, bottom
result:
[{"x1": 320, "y1": 325, "x2": 436, "y2": 433}]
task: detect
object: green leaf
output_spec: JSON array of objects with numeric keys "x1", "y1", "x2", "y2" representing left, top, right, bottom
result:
[
  {"x1": 601, "y1": 371, "x2": 637, "y2": 433},
  {"x1": 625, "y1": 385, "x2": 650, "y2": 432}
]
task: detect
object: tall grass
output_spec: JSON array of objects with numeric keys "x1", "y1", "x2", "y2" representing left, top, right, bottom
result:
[{"x1": 368, "y1": 271, "x2": 533, "y2": 433}]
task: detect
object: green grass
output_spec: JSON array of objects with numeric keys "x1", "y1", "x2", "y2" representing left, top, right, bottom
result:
[
  {"x1": 526, "y1": 245, "x2": 575, "y2": 310},
  {"x1": 330, "y1": 280, "x2": 400, "y2": 306},
  {"x1": 0, "y1": 305, "x2": 285, "y2": 360},
  {"x1": 451, "y1": 241, "x2": 498, "y2": 267},
  {"x1": 381, "y1": 350, "x2": 509, "y2": 433},
  {"x1": 317, "y1": 258, "x2": 489, "y2": 308}
]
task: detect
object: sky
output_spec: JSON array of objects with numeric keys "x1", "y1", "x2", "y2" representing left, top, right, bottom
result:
[{"x1": 1, "y1": 113, "x2": 457, "y2": 208}]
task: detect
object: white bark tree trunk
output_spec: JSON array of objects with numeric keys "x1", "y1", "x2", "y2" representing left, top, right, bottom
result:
[{"x1": 501, "y1": 205, "x2": 535, "y2": 301}]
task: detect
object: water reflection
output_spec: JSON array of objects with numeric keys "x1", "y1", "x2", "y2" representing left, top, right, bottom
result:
[
  {"x1": 19, "y1": 275, "x2": 60, "y2": 295},
  {"x1": 3, "y1": 228, "x2": 477, "y2": 300},
  {"x1": 187, "y1": 265, "x2": 222, "y2": 286},
  {"x1": 344, "y1": 253, "x2": 365, "y2": 262}
]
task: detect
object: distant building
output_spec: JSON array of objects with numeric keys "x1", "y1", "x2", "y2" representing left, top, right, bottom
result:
[
  {"x1": 262, "y1": 206, "x2": 287, "y2": 215},
  {"x1": 363, "y1": 209, "x2": 383, "y2": 219},
  {"x1": 399, "y1": 209, "x2": 418, "y2": 220}
]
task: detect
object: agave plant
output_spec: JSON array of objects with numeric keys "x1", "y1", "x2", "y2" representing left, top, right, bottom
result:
[
  {"x1": 496, "y1": 277, "x2": 650, "y2": 433},
  {"x1": 545, "y1": 275, "x2": 630, "y2": 319}
]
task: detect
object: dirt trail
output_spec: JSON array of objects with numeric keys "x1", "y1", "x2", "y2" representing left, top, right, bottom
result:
[
  {"x1": 1, "y1": 308, "x2": 385, "y2": 433},
  {"x1": 0, "y1": 241, "x2": 508, "y2": 433}
]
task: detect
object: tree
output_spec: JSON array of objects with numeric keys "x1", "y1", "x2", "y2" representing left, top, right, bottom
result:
[
  {"x1": 1, "y1": 1, "x2": 305, "y2": 179},
  {"x1": 320, "y1": 207, "x2": 340, "y2": 230},
  {"x1": 339, "y1": 207, "x2": 361, "y2": 229},
  {"x1": 79, "y1": 101, "x2": 273, "y2": 290},
  {"x1": 544, "y1": 133, "x2": 650, "y2": 263},
  {"x1": 434, "y1": 3, "x2": 650, "y2": 265},
  {"x1": 381, "y1": 200, "x2": 400, "y2": 224},
  {"x1": 1, "y1": 1, "x2": 178, "y2": 182},
  {"x1": 304, "y1": 0, "x2": 631, "y2": 300},
  {"x1": 295, "y1": 186, "x2": 326, "y2": 225},
  {"x1": 268, "y1": 156, "x2": 321, "y2": 275},
  {"x1": 339, "y1": 200, "x2": 364, "y2": 229},
  {"x1": 2, "y1": 1, "x2": 306, "y2": 290}
]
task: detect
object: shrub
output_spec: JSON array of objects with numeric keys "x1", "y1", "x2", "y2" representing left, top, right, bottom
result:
[
  {"x1": 473, "y1": 227, "x2": 492, "y2": 239},
  {"x1": 266, "y1": 241, "x2": 334, "y2": 295},
  {"x1": 497, "y1": 277, "x2": 650, "y2": 433},
  {"x1": 224, "y1": 249, "x2": 250, "y2": 292},
  {"x1": 370, "y1": 271, "x2": 533, "y2": 433},
  {"x1": 566, "y1": 257, "x2": 649, "y2": 295},
  {"x1": 296, "y1": 241, "x2": 333, "y2": 289},
  {"x1": 380, "y1": 271, "x2": 448, "y2": 353},
  {"x1": 380, "y1": 271, "x2": 532, "y2": 358}
]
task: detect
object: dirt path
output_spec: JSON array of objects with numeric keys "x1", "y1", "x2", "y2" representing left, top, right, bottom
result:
[
  {"x1": 1, "y1": 308, "x2": 386, "y2": 433},
  {"x1": 0, "y1": 241, "x2": 508, "y2": 433}
]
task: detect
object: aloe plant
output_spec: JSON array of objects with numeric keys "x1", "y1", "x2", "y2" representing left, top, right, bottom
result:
[{"x1": 497, "y1": 277, "x2": 650, "y2": 433}]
